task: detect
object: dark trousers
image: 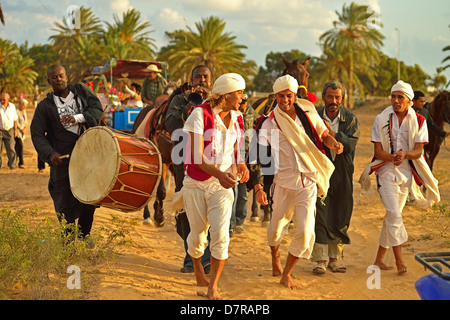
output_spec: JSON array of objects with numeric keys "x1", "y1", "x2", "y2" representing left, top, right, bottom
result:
[
  {"x1": 38, "y1": 157, "x2": 46, "y2": 170},
  {"x1": 57, "y1": 202, "x2": 96, "y2": 238},
  {"x1": 49, "y1": 161, "x2": 95, "y2": 238},
  {"x1": 14, "y1": 137, "x2": 24, "y2": 166}
]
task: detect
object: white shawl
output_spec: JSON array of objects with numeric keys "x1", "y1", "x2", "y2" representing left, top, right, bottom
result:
[
  {"x1": 273, "y1": 103, "x2": 334, "y2": 199},
  {"x1": 358, "y1": 106, "x2": 440, "y2": 209}
]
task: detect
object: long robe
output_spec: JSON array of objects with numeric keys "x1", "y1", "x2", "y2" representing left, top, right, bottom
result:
[{"x1": 315, "y1": 107, "x2": 360, "y2": 245}]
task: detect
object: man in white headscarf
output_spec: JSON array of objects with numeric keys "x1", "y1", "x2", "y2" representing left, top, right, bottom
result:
[
  {"x1": 182, "y1": 73, "x2": 249, "y2": 299},
  {"x1": 251, "y1": 75, "x2": 343, "y2": 289},
  {"x1": 359, "y1": 80, "x2": 440, "y2": 275}
]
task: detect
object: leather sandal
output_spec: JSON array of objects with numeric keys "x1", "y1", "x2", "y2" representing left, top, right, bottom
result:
[{"x1": 313, "y1": 261, "x2": 327, "y2": 274}]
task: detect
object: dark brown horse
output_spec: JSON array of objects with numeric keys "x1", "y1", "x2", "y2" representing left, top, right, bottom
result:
[
  {"x1": 424, "y1": 90, "x2": 450, "y2": 171},
  {"x1": 250, "y1": 57, "x2": 312, "y2": 224},
  {"x1": 132, "y1": 83, "x2": 190, "y2": 226}
]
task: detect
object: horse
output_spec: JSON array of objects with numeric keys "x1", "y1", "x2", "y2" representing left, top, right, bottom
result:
[
  {"x1": 132, "y1": 82, "x2": 190, "y2": 227},
  {"x1": 423, "y1": 90, "x2": 450, "y2": 171}
]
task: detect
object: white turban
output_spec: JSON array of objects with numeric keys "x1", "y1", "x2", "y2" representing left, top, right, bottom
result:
[
  {"x1": 391, "y1": 80, "x2": 414, "y2": 101},
  {"x1": 273, "y1": 75, "x2": 298, "y2": 94},
  {"x1": 212, "y1": 73, "x2": 246, "y2": 95}
]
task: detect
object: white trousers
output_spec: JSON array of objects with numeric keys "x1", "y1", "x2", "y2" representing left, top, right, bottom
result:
[
  {"x1": 183, "y1": 181, "x2": 234, "y2": 260},
  {"x1": 267, "y1": 177, "x2": 317, "y2": 259},
  {"x1": 377, "y1": 174, "x2": 411, "y2": 248}
]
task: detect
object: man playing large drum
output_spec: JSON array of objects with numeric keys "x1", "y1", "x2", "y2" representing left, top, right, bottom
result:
[{"x1": 31, "y1": 64, "x2": 103, "y2": 240}]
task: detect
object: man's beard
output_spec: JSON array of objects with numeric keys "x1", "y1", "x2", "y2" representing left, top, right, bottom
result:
[{"x1": 325, "y1": 103, "x2": 340, "y2": 113}]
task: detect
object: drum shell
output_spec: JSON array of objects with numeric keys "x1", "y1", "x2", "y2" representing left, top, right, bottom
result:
[{"x1": 69, "y1": 126, "x2": 162, "y2": 212}]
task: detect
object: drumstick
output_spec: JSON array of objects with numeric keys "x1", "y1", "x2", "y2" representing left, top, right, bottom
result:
[{"x1": 58, "y1": 154, "x2": 70, "y2": 160}]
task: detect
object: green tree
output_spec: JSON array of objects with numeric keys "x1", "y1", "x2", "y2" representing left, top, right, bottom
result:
[
  {"x1": 429, "y1": 67, "x2": 448, "y2": 91},
  {"x1": 20, "y1": 43, "x2": 58, "y2": 88},
  {"x1": 312, "y1": 45, "x2": 349, "y2": 95},
  {"x1": 442, "y1": 45, "x2": 450, "y2": 71},
  {"x1": 159, "y1": 16, "x2": 256, "y2": 82},
  {"x1": 253, "y1": 50, "x2": 310, "y2": 92},
  {"x1": 442, "y1": 27, "x2": 450, "y2": 88},
  {"x1": 49, "y1": 6, "x2": 104, "y2": 82},
  {"x1": 0, "y1": 39, "x2": 38, "y2": 95},
  {"x1": 104, "y1": 8, "x2": 156, "y2": 60},
  {"x1": 319, "y1": 2, "x2": 385, "y2": 108}
]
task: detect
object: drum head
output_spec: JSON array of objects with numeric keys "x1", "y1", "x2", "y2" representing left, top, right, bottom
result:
[{"x1": 69, "y1": 127, "x2": 120, "y2": 204}]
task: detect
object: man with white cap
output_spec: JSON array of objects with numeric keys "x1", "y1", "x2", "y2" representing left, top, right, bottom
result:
[
  {"x1": 182, "y1": 73, "x2": 249, "y2": 299},
  {"x1": 141, "y1": 64, "x2": 167, "y2": 107},
  {"x1": 251, "y1": 74, "x2": 343, "y2": 289},
  {"x1": 359, "y1": 80, "x2": 439, "y2": 275}
]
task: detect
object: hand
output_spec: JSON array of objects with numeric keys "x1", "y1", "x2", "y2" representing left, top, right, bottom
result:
[
  {"x1": 218, "y1": 171, "x2": 238, "y2": 189},
  {"x1": 61, "y1": 115, "x2": 76, "y2": 126},
  {"x1": 237, "y1": 163, "x2": 249, "y2": 183},
  {"x1": 334, "y1": 142, "x2": 344, "y2": 154},
  {"x1": 49, "y1": 152, "x2": 62, "y2": 166},
  {"x1": 193, "y1": 85, "x2": 211, "y2": 100},
  {"x1": 393, "y1": 149, "x2": 407, "y2": 166},
  {"x1": 256, "y1": 189, "x2": 268, "y2": 206}
]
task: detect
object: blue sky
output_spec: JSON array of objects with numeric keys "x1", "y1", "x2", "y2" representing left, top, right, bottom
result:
[{"x1": 1, "y1": 0, "x2": 449, "y2": 80}]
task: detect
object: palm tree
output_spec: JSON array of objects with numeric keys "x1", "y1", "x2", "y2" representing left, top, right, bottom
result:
[
  {"x1": 442, "y1": 25, "x2": 450, "y2": 88},
  {"x1": 159, "y1": 16, "x2": 256, "y2": 82},
  {"x1": 102, "y1": 30, "x2": 134, "y2": 60},
  {"x1": 320, "y1": 2, "x2": 384, "y2": 108},
  {"x1": 49, "y1": 6, "x2": 104, "y2": 82},
  {"x1": 0, "y1": 39, "x2": 38, "y2": 95},
  {"x1": 442, "y1": 45, "x2": 450, "y2": 70},
  {"x1": 104, "y1": 8, "x2": 156, "y2": 60},
  {"x1": 312, "y1": 45, "x2": 348, "y2": 93},
  {"x1": 49, "y1": 6, "x2": 104, "y2": 49}
]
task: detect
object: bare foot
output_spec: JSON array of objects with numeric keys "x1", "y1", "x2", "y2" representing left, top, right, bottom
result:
[
  {"x1": 197, "y1": 289, "x2": 223, "y2": 300},
  {"x1": 272, "y1": 256, "x2": 283, "y2": 276},
  {"x1": 280, "y1": 275, "x2": 299, "y2": 290},
  {"x1": 396, "y1": 263, "x2": 407, "y2": 275},
  {"x1": 271, "y1": 248, "x2": 283, "y2": 276},
  {"x1": 374, "y1": 261, "x2": 394, "y2": 270},
  {"x1": 195, "y1": 275, "x2": 209, "y2": 287}
]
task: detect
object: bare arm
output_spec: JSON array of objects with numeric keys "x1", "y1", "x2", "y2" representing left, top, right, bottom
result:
[
  {"x1": 393, "y1": 143, "x2": 425, "y2": 166},
  {"x1": 322, "y1": 132, "x2": 343, "y2": 154}
]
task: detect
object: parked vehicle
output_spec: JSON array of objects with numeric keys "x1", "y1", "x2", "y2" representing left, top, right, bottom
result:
[{"x1": 415, "y1": 252, "x2": 450, "y2": 300}]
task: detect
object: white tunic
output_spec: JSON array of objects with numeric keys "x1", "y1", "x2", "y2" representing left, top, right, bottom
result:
[{"x1": 371, "y1": 108, "x2": 428, "y2": 183}]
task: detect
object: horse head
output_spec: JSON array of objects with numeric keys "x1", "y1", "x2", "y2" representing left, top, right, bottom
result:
[
  {"x1": 281, "y1": 57, "x2": 310, "y2": 99},
  {"x1": 431, "y1": 90, "x2": 450, "y2": 125}
]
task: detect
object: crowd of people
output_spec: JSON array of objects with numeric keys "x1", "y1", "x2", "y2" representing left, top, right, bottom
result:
[{"x1": 0, "y1": 62, "x2": 445, "y2": 300}]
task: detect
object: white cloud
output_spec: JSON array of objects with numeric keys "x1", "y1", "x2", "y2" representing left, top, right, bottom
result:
[
  {"x1": 156, "y1": 8, "x2": 186, "y2": 29},
  {"x1": 110, "y1": 0, "x2": 132, "y2": 13}
]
